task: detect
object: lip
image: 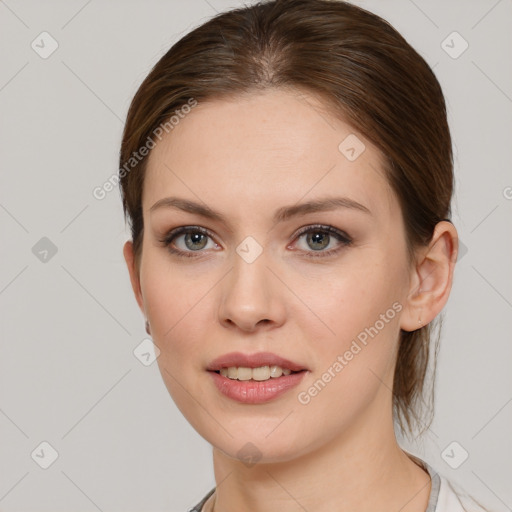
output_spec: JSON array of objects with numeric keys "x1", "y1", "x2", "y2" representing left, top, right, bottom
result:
[
  {"x1": 206, "y1": 351, "x2": 308, "y2": 372},
  {"x1": 208, "y1": 370, "x2": 308, "y2": 404}
]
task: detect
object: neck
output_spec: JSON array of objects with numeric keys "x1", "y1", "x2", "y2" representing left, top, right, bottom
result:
[{"x1": 209, "y1": 406, "x2": 431, "y2": 512}]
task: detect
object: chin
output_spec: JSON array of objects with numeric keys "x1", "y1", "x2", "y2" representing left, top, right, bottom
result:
[{"x1": 207, "y1": 426, "x2": 310, "y2": 466}]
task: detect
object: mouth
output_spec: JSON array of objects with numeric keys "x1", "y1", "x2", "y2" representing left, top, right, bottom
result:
[
  {"x1": 207, "y1": 362, "x2": 308, "y2": 404},
  {"x1": 210, "y1": 366, "x2": 306, "y2": 381},
  {"x1": 206, "y1": 351, "x2": 309, "y2": 381}
]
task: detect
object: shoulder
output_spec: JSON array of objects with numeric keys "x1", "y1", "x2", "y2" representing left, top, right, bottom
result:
[
  {"x1": 186, "y1": 474, "x2": 491, "y2": 512},
  {"x1": 404, "y1": 452, "x2": 490, "y2": 512},
  {"x1": 188, "y1": 487, "x2": 215, "y2": 512},
  {"x1": 437, "y1": 474, "x2": 489, "y2": 512}
]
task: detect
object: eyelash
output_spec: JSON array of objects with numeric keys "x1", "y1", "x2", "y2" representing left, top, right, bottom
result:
[{"x1": 158, "y1": 224, "x2": 352, "y2": 259}]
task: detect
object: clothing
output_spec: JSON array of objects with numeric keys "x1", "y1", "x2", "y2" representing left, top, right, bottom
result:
[{"x1": 188, "y1": 455, "x2": 486, "y2": 512}]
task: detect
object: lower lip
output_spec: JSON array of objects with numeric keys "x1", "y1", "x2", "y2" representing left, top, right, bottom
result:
[{"x1": 208, "y1": 370, "x2": 307, "y2": 404}]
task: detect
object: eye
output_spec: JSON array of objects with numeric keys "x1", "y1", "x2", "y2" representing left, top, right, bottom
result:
[
  {"x1": 159, "y1": 226, "x2": 219, "y2": 258},
  {"x1": 159, "y1": 224, "x2": 352, "y2": 259},
  {"x1": 292, "y1": 224, "x2": 352, "y2": 258}
]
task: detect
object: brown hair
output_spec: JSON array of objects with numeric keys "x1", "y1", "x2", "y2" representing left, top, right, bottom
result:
[{"x1": 119, "y1": 0, "x2": 453, "y2": 435}]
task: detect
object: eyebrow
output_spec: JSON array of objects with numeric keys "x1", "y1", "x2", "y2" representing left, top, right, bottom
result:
[{"x1": 149, "y1": 195, "x2": 371, "y2": 224}]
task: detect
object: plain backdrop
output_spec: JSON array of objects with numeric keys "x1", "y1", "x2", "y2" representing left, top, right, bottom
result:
[{"x1": 0, "y1": 0, "x2": 511, "y2": 511}]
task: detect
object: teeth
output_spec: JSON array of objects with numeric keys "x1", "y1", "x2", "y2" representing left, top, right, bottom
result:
[{"x1": 219, "y1": 365, "x2": 293, "y2": 380}]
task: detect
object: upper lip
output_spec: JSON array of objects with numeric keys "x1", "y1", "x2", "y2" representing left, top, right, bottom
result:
[{"x1": 206, "y1": 351, "x2": 308, "y2": 372}]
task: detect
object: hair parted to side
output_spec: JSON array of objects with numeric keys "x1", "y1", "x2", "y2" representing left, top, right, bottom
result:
[{"x1": 118, "y1": 0, "x2": 453, "y2": 436}]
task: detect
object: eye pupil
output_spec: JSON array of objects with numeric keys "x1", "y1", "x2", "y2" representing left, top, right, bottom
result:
[
  {"x1": 185, "y1": 232, "x2": 208, "y2": 250},
  {"x1": 307, "y1": 232, "x2": 329, "y2": 251}
]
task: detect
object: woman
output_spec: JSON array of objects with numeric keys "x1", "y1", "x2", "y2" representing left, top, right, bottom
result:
[{"x1": 119, "y1": 0, "x2": 488, "y2": 510}]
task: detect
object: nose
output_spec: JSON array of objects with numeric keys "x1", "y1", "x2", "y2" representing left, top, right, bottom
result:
[{"x1": 218, "y1": 248, "x2": 286, "y2": 333}]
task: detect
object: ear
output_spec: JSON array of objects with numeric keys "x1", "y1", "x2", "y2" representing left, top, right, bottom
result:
[
  {"x1": 400, "y1": 221, "x2": 459, "y2": 332},
  {"x1": 123, "y1": 240, "x2": 145, "y2": 315}
]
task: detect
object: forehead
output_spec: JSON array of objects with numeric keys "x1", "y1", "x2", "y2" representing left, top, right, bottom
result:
[{"x1": 144, "y1": 88, "x2": 397, "y2": 221}]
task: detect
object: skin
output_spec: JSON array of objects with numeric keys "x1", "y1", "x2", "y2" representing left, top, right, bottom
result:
[{"x1": 123, "y1": 88, "x2": 458, "y2": 512}]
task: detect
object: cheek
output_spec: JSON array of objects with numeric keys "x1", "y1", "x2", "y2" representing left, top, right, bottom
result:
[
  {"x1": 300, "y1": 253, "x2": 405, "y2": 342},
  {"x1": 294, "y1": 250, "x2": 407, "y2": 401},
  {"x1": 141, "y1": 256, "x2": 216, "y2": 421},
  {"x1": 291, "y1": 264, "x2": 404, "y2": 438},
  {"x1": 139, "y1": 252, "x2": 213, "y2": 364}
]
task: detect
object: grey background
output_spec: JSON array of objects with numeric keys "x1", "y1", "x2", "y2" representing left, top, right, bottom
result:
[{"x1": 0, "y1": 0, "x2": 511, "y2": 510}]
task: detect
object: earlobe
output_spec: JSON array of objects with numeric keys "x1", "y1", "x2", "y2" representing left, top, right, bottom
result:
[
  {"x1": 123, "y1": 240, "x2": 145, "y2": 314},
  {"x1": 400, "y1": 221, "x2": 458, "y2": 332}
]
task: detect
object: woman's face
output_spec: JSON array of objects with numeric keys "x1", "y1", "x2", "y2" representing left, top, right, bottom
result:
[{"x1": 126, "y1": 88, "x2": 416, "y2": 462}]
